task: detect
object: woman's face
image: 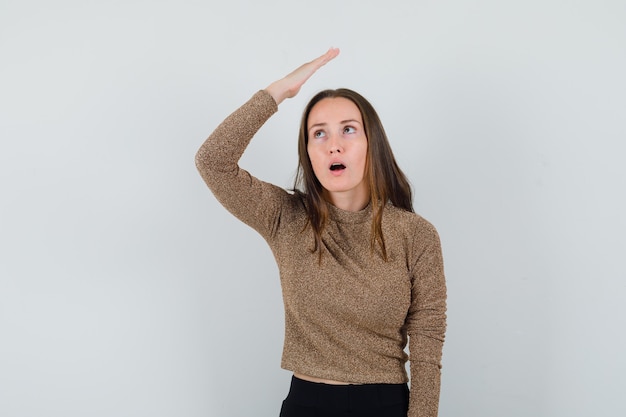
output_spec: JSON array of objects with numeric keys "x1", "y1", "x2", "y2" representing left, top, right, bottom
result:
[{"x1": 306, "y1": 97, "x2": 369, "y2": 210}]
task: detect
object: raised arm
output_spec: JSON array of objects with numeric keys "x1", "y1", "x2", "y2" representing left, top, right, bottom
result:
[{"x1": 195, "y1": 48, "x2": 339, "y2": 237}]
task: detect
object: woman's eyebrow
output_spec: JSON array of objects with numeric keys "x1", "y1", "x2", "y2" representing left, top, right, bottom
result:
[
  {"x1": 308, "y1": 122, "x2": 327, "y2": 131},
  {"x1": 309, "y1": 119, "x2": 362, "y2": 131}
]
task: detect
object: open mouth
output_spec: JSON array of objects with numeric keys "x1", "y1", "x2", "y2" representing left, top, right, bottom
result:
[{"x1": 330, "y1": 163, "x2": 346, "y2": 171}]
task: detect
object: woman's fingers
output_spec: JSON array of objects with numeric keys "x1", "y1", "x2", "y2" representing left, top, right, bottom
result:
[
  {"x1": 293, "y1": 47, "x2": 340, "y2": 85},
  {"x1": 311, "y1": 47, "x2": 341, "y2": 70},
  {"x1": 319, "y1": 47, "x2": 341, "y2": 66},
  {"x1": 266, "y1": 48, "x2": 340, "y2": 105}
]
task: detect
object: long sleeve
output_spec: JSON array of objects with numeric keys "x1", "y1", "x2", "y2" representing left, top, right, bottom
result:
[
  {"x1": 406, "y1": 223, "x2": 447, "y2": 417},
  {"x1": 195, "y1": 90, "x2": 288, "y2": 239}
]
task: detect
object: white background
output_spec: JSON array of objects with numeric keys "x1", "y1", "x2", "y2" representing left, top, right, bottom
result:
[{"x1": 1, "y1": 1, "x2": 625, "y2": 416}]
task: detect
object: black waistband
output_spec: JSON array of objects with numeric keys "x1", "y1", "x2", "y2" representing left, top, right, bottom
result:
[{"x1": 285, "y1": 375, "x2": 408, "y2": 410}]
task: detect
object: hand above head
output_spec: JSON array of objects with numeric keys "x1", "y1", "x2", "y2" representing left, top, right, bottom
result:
[{"x1": 266, "y1": 48, "x2": 340, "y2": 105}]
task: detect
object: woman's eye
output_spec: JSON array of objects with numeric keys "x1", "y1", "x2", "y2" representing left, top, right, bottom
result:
[
  {"x1": 314, "y1": 130, "x2": 326, "y2": 138},
  {"x1": 343, "y1": 126, "x2": 356, "y2": 134}
]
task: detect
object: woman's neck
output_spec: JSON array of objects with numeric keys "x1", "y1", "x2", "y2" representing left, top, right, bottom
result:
[{"x1": 324, "y1": 188, "x2": 370, "y2": 212}]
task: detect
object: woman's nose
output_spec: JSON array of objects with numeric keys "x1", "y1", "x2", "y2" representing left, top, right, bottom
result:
[{"x1": 328, "y1": 136, "x2": 342, "y2": 153}]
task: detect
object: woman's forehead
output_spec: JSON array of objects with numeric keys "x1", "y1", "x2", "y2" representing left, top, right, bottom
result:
[{"x1": 307, "y1": 97, "x2": 362, "y2": 127}]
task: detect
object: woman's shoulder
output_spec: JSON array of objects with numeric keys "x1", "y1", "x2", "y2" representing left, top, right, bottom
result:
[
  {"x1": 275, "y1": 188, "x2": 309, "y2": 221},
  {"x1": 384, "y1": 204, "x2": 440, "y2": 239}
]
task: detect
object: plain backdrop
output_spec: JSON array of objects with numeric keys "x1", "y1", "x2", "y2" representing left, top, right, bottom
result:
[{"x1": 1, "y1": 1, "x2": 625, "y2": 416}]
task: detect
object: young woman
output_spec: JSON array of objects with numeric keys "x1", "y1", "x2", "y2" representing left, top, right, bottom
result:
[{"x1": 195, "y1": 48, "x2": 447, "y2": 417}]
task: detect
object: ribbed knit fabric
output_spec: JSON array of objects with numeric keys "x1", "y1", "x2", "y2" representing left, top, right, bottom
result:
[{"x1": 195, "y1": 90, "x2": 447, "y2": 417}]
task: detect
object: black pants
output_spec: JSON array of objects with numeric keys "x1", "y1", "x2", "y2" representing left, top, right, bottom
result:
[{"x1": 279, "y1": 376, "x2": 409, "y2": 417}]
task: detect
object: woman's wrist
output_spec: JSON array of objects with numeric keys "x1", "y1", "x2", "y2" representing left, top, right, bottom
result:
[{"x1": 265, "y1": 81, "x2": 288, "y2": 106}]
